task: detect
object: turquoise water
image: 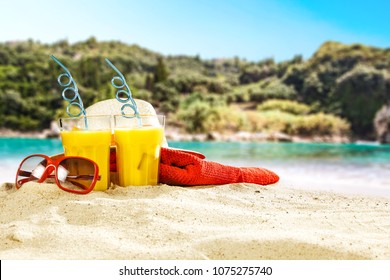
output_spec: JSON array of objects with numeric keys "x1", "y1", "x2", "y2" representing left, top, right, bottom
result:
[{"x1": 1, "y1": 138, "x2": 390, "y2": 198}]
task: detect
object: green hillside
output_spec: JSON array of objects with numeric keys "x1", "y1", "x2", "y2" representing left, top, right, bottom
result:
[{"x1": 0, "y1": 38, "x2": 389, "y2": 141}]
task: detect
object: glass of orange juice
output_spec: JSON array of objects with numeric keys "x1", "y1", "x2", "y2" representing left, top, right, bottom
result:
[
  {"x1": 59, "y1": 115, "x2": 112, "y2": 191},
  {"x1": 114, "y1": 115, "x2": 165, "y2": 186}
]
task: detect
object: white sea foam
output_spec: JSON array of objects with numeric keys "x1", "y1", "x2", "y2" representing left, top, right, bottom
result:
[
  {"x1": 275, "y1": 164, "x2": 390, "y2": 199},
  {"x1": 0, "y1": 159, "x2": 20, "y2": 184},
  {"x1": 215, "y1": 157, "x2": 390, "y2": 199}
]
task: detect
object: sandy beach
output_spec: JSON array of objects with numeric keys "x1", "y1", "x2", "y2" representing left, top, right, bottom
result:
[{"x1": 0, "y1": 181, "x2": 389, "y2": 260}]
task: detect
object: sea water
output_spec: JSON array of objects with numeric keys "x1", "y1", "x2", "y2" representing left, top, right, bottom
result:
[
  {"x1": 0, "y1": 138, "x2": 64, "y2": 184},
  {"x1": 1, "y1": 138, "x2": 389, "y2": 198},
  {"x1": 170, "y1": 141, "x2": 390, "y2": 198}
]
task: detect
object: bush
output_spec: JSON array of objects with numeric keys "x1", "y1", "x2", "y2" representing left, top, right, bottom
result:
[
  {"x1": 292, "y1": 113, "x2": 350, "y2": 136},
  {"x1": 239, "y1": 61, "x2": 277, "y2": 84},
  {"x1": 3, "y1": 115, "x2": 40, "y2": 131},
  {"x1": 257, "y1": 99, "x2": 312, "y2": 115},
  {"x1": 249, "y1": 79, "x2": 297, "y2": 102},
  {"x1": 224, "y1": 91, "x2": 249, "y2": 103},
  {"x1": 153, "y1": 82, "x2": 179, "y2": 103},
  {"x1": 244, "y1": 110, "x2": 296, "y2": 133},
  {"x1": 335, "y1": 64, "x2": 389, "y2": 137},
  {"x1": 167, "y1": 71, "x2": 209, "y2": 93},
  {"x1": 244, "y1": 110, "x2": 350, "y2": 137},
  {"x1": 133, "y1": 89, "x2": 152, "y2": 102},
  {"x1": 181, "y1": 92, "x2": 227, "y2": 109},
  {"x1": 205, "y1": 106, "x2": 246, "y2": 132},
  {"x1": 177, "y1": 100, "x2": 215, "y2": 133},
  {"x1": 177, "y1": 95, "x2": 243, "y2": 133}
]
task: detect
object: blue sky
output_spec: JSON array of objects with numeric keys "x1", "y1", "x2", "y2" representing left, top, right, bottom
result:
[{"x1": 0, "y1": 0, "x2": 389, "y2": 61}]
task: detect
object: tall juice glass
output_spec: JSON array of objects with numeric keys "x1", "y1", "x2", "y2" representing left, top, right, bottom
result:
[
  {"x1": 114, "y1": 115, "x2": 165, "y2": 186},
  {"x1": 59, "y1": 115, "x2": 112, "y2": 191}
]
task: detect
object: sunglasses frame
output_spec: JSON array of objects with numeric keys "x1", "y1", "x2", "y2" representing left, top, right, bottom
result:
[{"x1": 15, "y1": 154, "x2": 100, "y2": 194}]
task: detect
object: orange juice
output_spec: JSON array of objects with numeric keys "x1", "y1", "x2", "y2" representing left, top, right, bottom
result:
[
  {"x1": 114, "y1": 126, "x2": 164, "y2": 186},
  {"x1": 60, "y1": 130, "x2": 111, "y2": 191}
]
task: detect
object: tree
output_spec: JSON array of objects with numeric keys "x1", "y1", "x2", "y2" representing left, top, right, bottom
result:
[
  {"x1": 177, "y1": 100, "x2": 214, "y2": 133},
  {"x1": 334, "y1": 65, "x2": 390, "y2": 138},
  {"x1": 249, "y1": 79, "x2": 297, "y2": 102},
  {"x1": 154, "y1": 57, "x2": 169, "y2": 83},
  {"x1": 239, "y1": 62, "x2": 276, "y2": 84},
  {"x1": 145, "y1": 73, "x2": 154, "y2": 91}
]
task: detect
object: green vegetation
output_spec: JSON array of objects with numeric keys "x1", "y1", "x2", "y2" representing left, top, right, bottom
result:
[
  {"x1": 257, "y1": 99, "x2": 312, "y2": 115},
  {"x1": 0, "y1": 38, "x2": 389, "y2": 140}
]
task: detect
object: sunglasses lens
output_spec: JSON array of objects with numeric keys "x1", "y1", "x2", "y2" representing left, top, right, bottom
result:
[
  {"x1": 16, "y1": 156, "x2": 48, "y2": 188},
  {"x1": 58, "y1": 158, "x2": 97, "y2": 194}
]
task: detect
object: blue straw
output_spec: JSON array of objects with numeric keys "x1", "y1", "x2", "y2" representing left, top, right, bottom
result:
[
  {"x1": 105, "y1": 58, "x2": 141, "y2": 125},
  {"x1": 51, "y1": 55, "x2": 88, "y2": 129}
]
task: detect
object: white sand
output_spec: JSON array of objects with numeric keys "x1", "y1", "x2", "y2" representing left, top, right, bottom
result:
[{"x1": 0, "y1": 181, "x2": 389, "y2": 260}]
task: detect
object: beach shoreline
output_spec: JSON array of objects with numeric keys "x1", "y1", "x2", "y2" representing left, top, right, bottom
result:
[
  {"x1": 1, "y1": 182, "x2": 389, "y2": 260},
  {"x1": 1, "y1": 127, "x2": 352, "y2": 144}
]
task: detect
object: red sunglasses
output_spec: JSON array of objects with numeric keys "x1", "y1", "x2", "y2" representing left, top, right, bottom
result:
[{"x1": 15, "y1": 154, "x2": 100, "y2": 194}]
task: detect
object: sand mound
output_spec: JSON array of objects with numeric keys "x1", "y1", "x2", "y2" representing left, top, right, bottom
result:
[{"x1": 0, "y1": 182, "x2": 389, "y2": 259}]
